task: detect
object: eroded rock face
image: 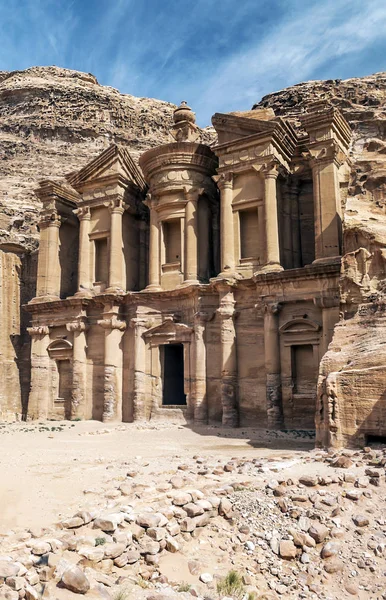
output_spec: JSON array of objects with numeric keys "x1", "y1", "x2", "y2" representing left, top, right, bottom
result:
[{"x1": 254, "y1": 73, "x2": 386, "y2": 447}]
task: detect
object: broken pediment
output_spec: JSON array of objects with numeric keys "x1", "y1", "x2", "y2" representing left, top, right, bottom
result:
[
  {"x1": 212, "y1": 112, "x2": 277, "y2": 145},
  {"x1": 66, "y1": 144, "x2": 147, "y2": 193}
]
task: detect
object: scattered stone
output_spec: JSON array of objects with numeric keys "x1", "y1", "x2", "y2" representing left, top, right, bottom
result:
[
  {"x1": 279, "y1": 540, "x2": 297, "y2": 559},
  {"x1": 199, "y1": 572, "x2": 213, "y2": 584},
  {"x1": 353, "y1": 514, "x2": 369, "y2": 527},
  {"x1": 308, "y1": 523, "x2": 329, "y2": 544}
]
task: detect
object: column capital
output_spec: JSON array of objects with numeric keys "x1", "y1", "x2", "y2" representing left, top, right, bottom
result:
[
  {"x1": 144, "y1": 192, "x2": 159, "y2": 209},
  {"x1": 129, "y1": 317, "x2": 151, "y2": 329},
  {"x1": 39, "y1": 213, "x2": 61, "y2": 229},
  {"x1": 98, "y1": 315, "x2": 127, "y2": 331},
  {"x1": 213, "y1": 172, "x2": 233, "y2": 190},
  {"x1": 27, "y1": 325, "x2": 50, "y2": 337},
  {"x1": 66, "y1": 319, "x2": 89, "y2": 333},
  {"x1": 217, "y1": 294, "x2": 236, "y2": 320},
  {"x1": 262, "y1": 160, "x2": 280, "y2": 179},
  {"x1": 74, "y1": 206, "x2": 91, "y2": 221},
  {"x1": 313, "y1": 295, "x2": 340, "y2": 309},
  {"x1": 183, "y1": 186, "x2": 204, "y2": 204},
  {"x1": 108, "y1": 197, "x2": 125, "y2": 215},
  {"x1": 194, "y1": 310, "x2": 213, "y2": 324},
  {"x1": 307, "y1": 140, "x2": 347, "y2": 169},
  {"x1": 264, "y1": 302, "x2": 283, "y2": 315}
]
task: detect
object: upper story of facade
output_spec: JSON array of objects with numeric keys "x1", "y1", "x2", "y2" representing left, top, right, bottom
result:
[{"x1": 30, "y1": 100, "x2": 352, "y2": 303}]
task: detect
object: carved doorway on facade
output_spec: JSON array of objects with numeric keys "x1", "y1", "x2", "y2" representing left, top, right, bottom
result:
[
  {"x1": 47, "y1": 338, "x2": 73, "y2": 419},
  {"x1": 279, "y1": 317, "x2": 321, "y2": 430},
  {"x1": 143, "y1": 319, "x2": 192, "y2": 417}
]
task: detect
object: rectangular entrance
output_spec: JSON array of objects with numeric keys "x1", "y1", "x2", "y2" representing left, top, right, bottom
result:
[{"x1": 161, "y1": 343, "x2": 186, "y2": 406}]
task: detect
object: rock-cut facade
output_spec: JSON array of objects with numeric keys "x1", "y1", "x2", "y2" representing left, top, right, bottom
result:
[{"x1": 21, "y1": 98, "x2": 373, "y2": 446}]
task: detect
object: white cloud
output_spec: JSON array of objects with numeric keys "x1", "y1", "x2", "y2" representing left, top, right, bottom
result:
[{"x1": 187, "y1": 0, "x2": 386, "y2": 124}]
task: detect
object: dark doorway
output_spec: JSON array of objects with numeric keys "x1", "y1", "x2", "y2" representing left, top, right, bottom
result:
[
  {"x1": 366, "y1": 434, "x2": 386, "y2": 446},
  {"x1": 162, "y1": 344, "x2": 186, "y2": 406}
]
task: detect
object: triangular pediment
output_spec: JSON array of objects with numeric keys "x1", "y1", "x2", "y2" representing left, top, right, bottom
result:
[{"x1": 66, "y1": 144, "x2": 147, "y2": 192}]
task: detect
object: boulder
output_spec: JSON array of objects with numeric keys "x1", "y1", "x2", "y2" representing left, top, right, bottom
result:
[{"x1": 61, "y1": 565, "x2": 90, "y2": 594}]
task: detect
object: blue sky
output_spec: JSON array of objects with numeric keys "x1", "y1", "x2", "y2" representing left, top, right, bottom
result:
[{"x1": 1, "y1": 0, "x2": 386, "y2": 126}]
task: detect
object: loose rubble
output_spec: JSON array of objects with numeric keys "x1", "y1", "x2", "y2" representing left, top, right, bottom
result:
[{"x1": 0, "y1": 434, "x2": 385, "y2": 599}]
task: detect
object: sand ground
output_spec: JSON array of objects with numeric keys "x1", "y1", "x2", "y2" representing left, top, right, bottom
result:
[{"x1": 0, "y1": 420, "x2": 313, "y2": 533}]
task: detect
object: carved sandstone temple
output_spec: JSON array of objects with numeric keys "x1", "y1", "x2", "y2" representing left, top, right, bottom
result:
[{"x1": 26, "y1": 101, "x2": 353, "y2": 435}]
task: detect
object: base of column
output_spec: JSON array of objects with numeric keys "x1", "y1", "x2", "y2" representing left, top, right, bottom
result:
[
  {"x1": 29, "y1": 294, "x2": 61, "y2": 304},
  {"x1": 212, "y1": 271, "x2": 243, "y2": 283},
  {"x1": 258, "y1": 262, "x2": 283, "y2": 274},
  {"x1": 105, "y1": 285, "x2": 125, "y2": 294},
  {"x1": 72, "y1": 289, "x2": 94, "y2": 299},
  {"x1": 177, "y1": 278, "x2": 200, "y2": 288},
  {"x1": 312, "y1": 256, "x2": 341, "y2": 266},
  {"x1": 142, "y1": 284, "x2": 162, "y2": 292}
]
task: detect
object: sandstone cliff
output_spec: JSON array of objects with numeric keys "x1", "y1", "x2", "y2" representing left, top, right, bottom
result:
[{"x1": 254, "y1": 73, "x2": 386, "y2": 446}]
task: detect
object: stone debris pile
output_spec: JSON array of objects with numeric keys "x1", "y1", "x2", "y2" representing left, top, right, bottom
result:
[{"x1": 0, "y1": 443, "x2": 385, "y2": 599}]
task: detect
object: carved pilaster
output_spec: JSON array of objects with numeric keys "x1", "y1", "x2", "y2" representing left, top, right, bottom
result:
[
  {"x1": 98, "y1": 308, "x2": 126, "y2": 422},
  {"x1": 191, "y1": 311, "x2": 210, "y2": 423},
  {"x1": 130, "y1": 317, "x2": 148, "y2": 421},
  {"x1": 264, "y1": 302, "x2": 284, "y2": 429},
  {"x1": 217, "y1": 288, "x2": 238, "y2": 427},
  {"x1": 145, "y1": 193, "x2": 162, "y2": 291},
  {"x1": 28, "y1": 325, "x2": 50, "y2": 420},
  {"x1": 66, "y1": 318, "x2": 89, "y2": 419},
  {"x1": 35, "y1": 212, "x2": 62, "y2": 299},
  {"x1": 74, "y1": 207, "x2": 92, "y2": 295},
  {"x1": 106, "y1": 198, "x2": 125, "y2": 292},
  {"x1": 213, "y1": 172, "x2": 235, "y2": 275},
  {"x1": 261, "y1": 160, "x2": 282, "y2": 272}
]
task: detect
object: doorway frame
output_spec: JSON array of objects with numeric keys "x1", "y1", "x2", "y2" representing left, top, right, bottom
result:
[{"x1": 143, "y1": 319, "x2": 193, "y2": 418}]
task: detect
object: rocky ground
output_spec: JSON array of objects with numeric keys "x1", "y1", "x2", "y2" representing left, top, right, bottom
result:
[{"x1": 0, "y1": 422, "x2": 384, "y2": 600}]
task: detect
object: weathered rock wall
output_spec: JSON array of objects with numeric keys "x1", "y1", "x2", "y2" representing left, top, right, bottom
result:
[{"x1": 254, "y1": 73, "x2": 386, "y2": 446}]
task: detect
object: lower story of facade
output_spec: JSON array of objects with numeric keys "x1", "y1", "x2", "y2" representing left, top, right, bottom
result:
[{"x1": 26, "y1": 263, "x2": 340, "y2": 431}]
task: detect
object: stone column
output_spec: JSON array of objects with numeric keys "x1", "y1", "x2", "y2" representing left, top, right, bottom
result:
[
  {"x1": 74, "y1": 207, "x2": 92, "y2": 296},
  {"x1": 98, "y1": 308, "x2": 126, "y2": 422},
  {"x1": 264, "y1": 303, "x2": 284, "y2": 429},
  {"x1": 184, "y1": 189, "x2": 200, "y2": 284},
  {"x1": 130, "y1": 318, "x2": 147, "y2": 421},
  {"x1": 66, "y1": 318, "x2": 88, "y2": 419},
  {"x1": 217, "y1": 173, "x2": 235, "y2": 274},
  {"x1": 192, "y1": 311, "x2": 208, "y2": 423},
  {"x1": 145, "y1": 194, "x2": 162, "y2": 291},
  {"x1": 262, "y1": 162, "x2": 282, "y2": 271},
  {"x1": 309, "y1": 143, "x2": 343, "y2": 261},
  {"x1": 36, "y1": 214, "x2": 61, "y2": 299},
  {"x1": 107, "y1": 199, "x2": 125, "y2": 292},
  {"x1": 217, "y1": 287, "x2": 238, "y2": 427},
  {"x1": 27, "y1": 326, "x2": 50, "y2": 419}
]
